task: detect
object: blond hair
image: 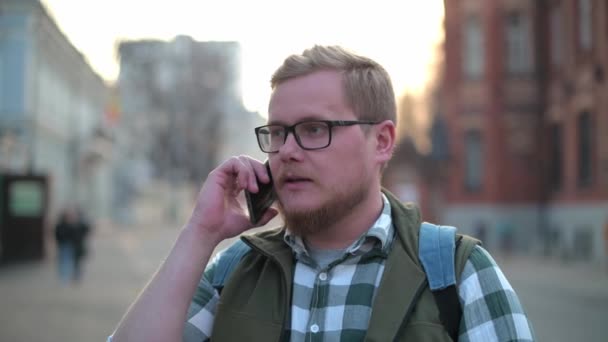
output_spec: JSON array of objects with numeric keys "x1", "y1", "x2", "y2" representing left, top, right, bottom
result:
[{"x1": 270, "y1": 45, "x2": 397, "y2": 123}]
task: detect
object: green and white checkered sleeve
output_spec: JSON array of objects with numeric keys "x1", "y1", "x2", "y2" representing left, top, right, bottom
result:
[
  {"x1": 457, "y1": 246, "x2": 535, "y2": 341},
  {"x1": 107, "y1": 262, "x2": 220, "y2": 342},
  {"x1": 182, "y1": 257, "x2": 222, "y2": 342}
]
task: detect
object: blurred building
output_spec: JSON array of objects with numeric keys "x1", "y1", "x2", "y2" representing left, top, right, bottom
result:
[
  {"x1": 429, "y1": 0, "x2": 608, "y2": 262},
  {"x1": 541, "y1": 0, "x2": 608, "y2": 262},
  {"x1": 384, "y1": 88, "x2": 451, "y2": 226},
  {"x1": 115, "y1": 36, "x2": 264, "y2": 222},
  {"x1": 0, "y1": 0, "x2": 113, "y2": 220}
]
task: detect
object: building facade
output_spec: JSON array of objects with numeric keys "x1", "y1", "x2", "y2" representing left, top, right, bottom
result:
[
  {"x1": 541, "y1": 0, "x2": 608, "y2": 261},
  {"x1": 0, "y1": 0, "x2": 112, "y2": 221},
  {"x1": 115, "y1": 37, "x2": 264, "y2": 222},
  {"x1": 439, "y1": 0, "x2": 608, "y2": 262}
]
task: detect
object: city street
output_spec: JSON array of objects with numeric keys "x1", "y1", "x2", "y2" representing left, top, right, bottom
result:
[
  {"x1": 494, "y1": 253, "x2": 608, "y2": 341},
  {"x1": 1, "y1": 2, "x2": 607, "y2": 342},
  {"x1": 0, "y1": 221, "x2": 606, "y2": 341},
  {"x1": 0, "y1": 222, "x2": 174, "y2": 342}
]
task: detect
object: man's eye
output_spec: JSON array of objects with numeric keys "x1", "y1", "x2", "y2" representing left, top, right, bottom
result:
[
  {"x1": 268, "y1": 128, "x2": 284, "y2": 137},
  {"x1": 305, "y1": 124, "x2": 326, "y2": 135}
]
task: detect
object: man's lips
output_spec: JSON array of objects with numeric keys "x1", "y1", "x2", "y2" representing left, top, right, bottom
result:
[{"x1": 277, "y1": 175, "x2": 314, "y2": 187}]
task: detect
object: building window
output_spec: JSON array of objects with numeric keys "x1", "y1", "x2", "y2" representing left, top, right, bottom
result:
[
  {"x1": 578, "y1": 0, "x2": 593, "y2": 51},
  {"x1": 463, "y1": 15, "x2": 484, "y2": 80},
  {"x1": 577, "y1": 111, "x2": 593, "y2": 187},
  {"x1": 505, "y1": 11, "x2": 532, "y2": 74},
  {"x1": 550, "y1": 4, "x2": 563, "y2": 67},
  {"x1": 465, "y1": 131, "x2": 483, "y2": 191},
  {"x1": 549, "y1": 123, "x2": 563, "y2": 190}
]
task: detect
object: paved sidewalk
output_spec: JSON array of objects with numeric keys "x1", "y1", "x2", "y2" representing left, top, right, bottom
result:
[
  {"x1": 495, "y1": 253, "x2": 608, "y2": 341},
  {"x1": 0, "y1": 222, "x2": 173, "y2": 342},
  {"x1": 1, "y1": 220, "x2": 606, "y2": 341},
  {"x1": 496, "y1": 252, "x2": 608, "y2": 297}
]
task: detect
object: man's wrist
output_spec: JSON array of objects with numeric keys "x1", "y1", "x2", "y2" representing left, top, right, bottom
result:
[{"x1": 181, "y1": 222, "x2": 223, "y2": 252}]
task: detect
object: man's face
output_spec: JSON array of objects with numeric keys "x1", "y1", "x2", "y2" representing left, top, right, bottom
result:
[{"x1": 267, "y1": 70, "x2": 377, "y2": 233}]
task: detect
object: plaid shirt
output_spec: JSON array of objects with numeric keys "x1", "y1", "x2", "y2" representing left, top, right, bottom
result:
[
  {"x1": 179, "y1": 194, "x2": 534, "y2": 341},
  {"x1": 279, "y1": 195, "x2": 394, "y2": 341},
  {"x1": 458, "y1": 247, "x2": 535, "y2": 341}
]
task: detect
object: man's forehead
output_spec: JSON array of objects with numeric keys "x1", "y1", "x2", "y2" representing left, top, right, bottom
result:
[
  {"x1": 267, "y1": 109, "x2": 361, "y2": 125},
  {"x1": 268, "y1": 71, "x2": 344, "y2": 104},
  {"x1": 267, "y1": 97, "x2": 355, "y2": 124},
  {"x1": 266, "y1": 112, "x2": 334, "y2": 125}
]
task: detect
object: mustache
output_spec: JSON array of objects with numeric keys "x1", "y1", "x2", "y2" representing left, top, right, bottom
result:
[{"x1": 275, "y1": 170, "x2": 314, "y2": 185}]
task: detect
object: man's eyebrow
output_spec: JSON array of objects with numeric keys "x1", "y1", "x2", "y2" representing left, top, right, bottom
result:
[{"x1": 266, "y1": 115, "x2": 331, "y2": 126}]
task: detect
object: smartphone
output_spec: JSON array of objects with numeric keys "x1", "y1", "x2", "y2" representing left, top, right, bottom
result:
[{"x1": 244, "y1": 161, "x2": 276, "y2": 225}]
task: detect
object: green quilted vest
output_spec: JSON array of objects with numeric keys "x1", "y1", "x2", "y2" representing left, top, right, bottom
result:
[{"x1": 211, "y1": 190, "x2": 479, "y2": 341}]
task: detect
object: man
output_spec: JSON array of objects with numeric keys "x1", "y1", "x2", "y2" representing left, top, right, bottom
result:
[{"x1": 111, "y1": 45, "x2": 534, "y2": 341}]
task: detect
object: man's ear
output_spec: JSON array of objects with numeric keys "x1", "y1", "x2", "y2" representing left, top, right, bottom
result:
[{"x1": 375, "y1": 120, "x2": 396, "y2": 163}]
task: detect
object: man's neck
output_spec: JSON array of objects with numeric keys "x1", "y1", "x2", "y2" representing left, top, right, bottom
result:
[{"x1": 304, "y1": 190, "x2": 384, "y2": 250}]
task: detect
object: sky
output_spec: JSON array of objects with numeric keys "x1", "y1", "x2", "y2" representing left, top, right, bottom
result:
[{"x1": 41, "y1": 0, "x2": 445, "y2": 117}]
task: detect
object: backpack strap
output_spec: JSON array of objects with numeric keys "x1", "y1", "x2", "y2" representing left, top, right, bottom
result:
[
  {"x1": 210, "y1": 239, "x2": 251, "y2": 293},
  {"x1": 418, "y1": 222, "x2": 461, "y2": 341}
]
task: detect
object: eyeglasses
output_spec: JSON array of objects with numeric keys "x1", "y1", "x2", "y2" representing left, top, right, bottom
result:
[{"x1": 254, "y1": 120, "x2": 380, "y2": 153}]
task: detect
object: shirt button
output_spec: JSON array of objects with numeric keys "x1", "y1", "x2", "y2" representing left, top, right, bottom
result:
[
  {"x1": 319, "y1": 272, "x2": 328, "y2": 281},
  {"x1": 310, "y1": 324, "x2": 320, "y2": 333}
]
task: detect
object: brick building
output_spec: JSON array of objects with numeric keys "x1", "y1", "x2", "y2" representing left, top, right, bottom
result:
[
  {"x1": 430, "y1": 0, "x2": 608, "y2": 260},
  {"x1": 403, "y1": 0, "x2": 608, "y2": 262},
  {"x1": 540, "y1": 0, "x2": 608, "y2": 261}
]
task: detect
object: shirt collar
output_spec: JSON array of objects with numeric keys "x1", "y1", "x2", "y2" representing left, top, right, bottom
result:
[{"x1": 283, "y1": 193, "x2": 394, "y2": 257}]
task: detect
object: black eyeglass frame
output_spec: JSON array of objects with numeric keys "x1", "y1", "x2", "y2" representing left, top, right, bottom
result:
[{"x1": 254, "y1": 120, "x2": 380, "y2": 153}]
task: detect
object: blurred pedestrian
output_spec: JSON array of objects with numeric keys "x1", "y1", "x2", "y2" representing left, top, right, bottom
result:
[
  {"x1": 474, "y1": 221, "x2": 488, "y2": 246},
  {"x1": 604, "y1": 221, "x2": 608, "y2": 272},
  {"x1": 498, "y1": 220, "x2": 514, "y2": 255},
  {"x1": 54, "y1": 206, "x2": 91, "y2": 284}
]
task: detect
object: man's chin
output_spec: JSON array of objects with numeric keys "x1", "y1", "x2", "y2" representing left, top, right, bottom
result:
[
  {"x1": 276, "y1": 197, "x2": 327, "y2": 231},
  {"x1": 278, "y1": 206, "x2": 328, "y2": 237},
  {"x1": 276, "y1": 193, "x2": 321, "y2": 213},
  {"x1": 279, "y1": 203, "x2": 320, "y2": 217}
]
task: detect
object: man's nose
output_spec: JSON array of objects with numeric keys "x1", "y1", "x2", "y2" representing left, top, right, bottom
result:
[{"x1": 278, "y1": 131, "x2": 302, "y2": 157}]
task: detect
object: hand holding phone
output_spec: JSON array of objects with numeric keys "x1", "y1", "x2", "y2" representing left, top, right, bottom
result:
[{"x1": 244, "y1": 161, "x2": 276, "y2": 225}]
